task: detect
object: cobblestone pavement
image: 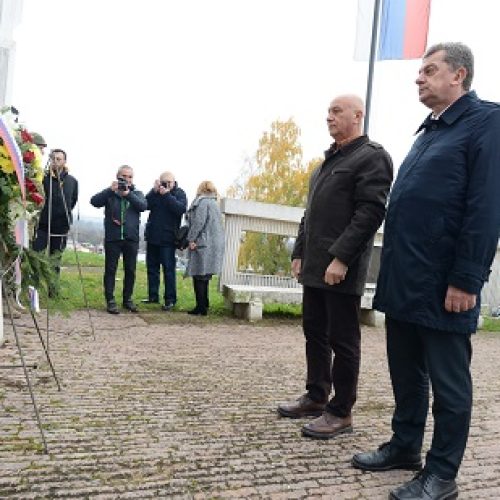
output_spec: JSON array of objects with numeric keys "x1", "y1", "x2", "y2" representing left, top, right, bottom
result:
[{"x1": 1, "y1": 310, "x2": 499, "y2": 499}]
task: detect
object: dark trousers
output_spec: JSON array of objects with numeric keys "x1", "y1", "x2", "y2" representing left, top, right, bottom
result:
[
  {"x1": 32, "y1": 228, "x2": 68, "y2": 274},
  {"x1": 302, "y1": 285, "x2": 361, "y2": 418},
  {"x1": 104, "y1": 240, "x2": 139, "y2": 303},
  {"x1": 146, "y1": 243, "x2": 177, "y2": 305},
  {"x1": 386, "y1": 316, "x2": 472, "y2": 480}
]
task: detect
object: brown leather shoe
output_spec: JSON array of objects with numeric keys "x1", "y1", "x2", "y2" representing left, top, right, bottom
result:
[
  {"x1": 277, "y1": 395, "x2": 326, "y2": 418},
  {"x1": 301, "y1": 412, "x2": 352, "y2": 439}
]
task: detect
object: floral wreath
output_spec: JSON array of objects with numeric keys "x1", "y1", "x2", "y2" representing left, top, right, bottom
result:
[{"x1": 0, "y1": 106, "x2": 45, "y2": 277}]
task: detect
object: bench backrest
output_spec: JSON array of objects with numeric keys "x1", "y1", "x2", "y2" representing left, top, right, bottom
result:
[{"x1": 219, "y1": 198, "x2": 304, "y2": 290}]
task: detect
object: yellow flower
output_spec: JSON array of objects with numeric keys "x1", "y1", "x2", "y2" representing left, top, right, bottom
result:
[
  {"x1": 30, "y1": 146, "x2": 44, "y2": 182},
  {"x1": 0, "y1": 144, "x2": 14, "y2": 174}
]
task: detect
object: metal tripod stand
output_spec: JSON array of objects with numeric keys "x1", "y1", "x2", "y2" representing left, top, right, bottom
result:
[{"x1": 1, "y1": 271, "x2": 62, "y2": 454}]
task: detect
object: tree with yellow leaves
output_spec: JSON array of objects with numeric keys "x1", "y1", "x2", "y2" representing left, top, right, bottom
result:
[{"x1": 227, "y1": 118, "x2": 321, "y2": 275}]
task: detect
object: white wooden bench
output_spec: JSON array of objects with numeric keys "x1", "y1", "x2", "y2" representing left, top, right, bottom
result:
[{"x1": 219, "y1": 198, "x2": 383, "y2": 323}]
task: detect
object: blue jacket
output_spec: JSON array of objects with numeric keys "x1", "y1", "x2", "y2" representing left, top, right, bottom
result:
[
  {"x1": 90, "y1": 187, "x2": 147, "y2": 242},
  {"x1": 374, "y1": 92, "x2": 500, "y2": 334},
  {"x1": 144, "y1": 184, "x2": 187, "y2": 246}
]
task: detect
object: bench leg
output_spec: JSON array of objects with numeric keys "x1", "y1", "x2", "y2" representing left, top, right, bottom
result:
[
  {"x1": 246, "y1": 298, "x2": 263, "y2": 321},
  {"x1": 232, "y1": 299, "x2": 263, "y2": 321},
  {"x1": 360, "y1": 309, "x2": 385, "y2": 327}
]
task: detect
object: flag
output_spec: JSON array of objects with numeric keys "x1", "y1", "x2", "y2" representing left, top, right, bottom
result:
[{"x1": 354, "y1": 0, "x2": 431, "y2": 61}]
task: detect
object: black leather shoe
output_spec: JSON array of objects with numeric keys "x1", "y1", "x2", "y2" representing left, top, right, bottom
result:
[
  {"x1": 352, "y1": 442, "x2": 422, "y2": 471},
  {"x1": 161, "y1": 303, "x2": 175, "y2": 311},
  {"x1": 277, "y1": 394, "x2": 326, "y2": 418},
  {"x1": 389, "y1": 470, "x2": 458, "y2": 499},
  {"x1": 141, "y1": 298, "x2": 159, "y2": 304},
  {"x1": 106, "y1": 301, "x2": 119, "y2": 315},
  {"x1": 123, "y1": 300, "x2": 138, "y2": 312}
]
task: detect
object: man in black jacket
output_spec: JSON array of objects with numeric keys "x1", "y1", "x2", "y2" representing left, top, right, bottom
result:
[
  {"x1": 277, "y1": 95, "x2": 393, "y2": 439},
  {"x1": 143, "y1": 171, "x2": 187, "y2": 310},
  {"x1": 90, "y1": 165, "x2": 147, "y2": 314},
  {"x1": 33, "y1": 149, "x2": 78, "y2": 279}
]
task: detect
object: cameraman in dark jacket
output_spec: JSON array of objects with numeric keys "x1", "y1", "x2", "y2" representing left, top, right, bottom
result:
[
  {"x1": 90, "y1": 165, "x2": 147, "y2": 314},
  {"x1": 143, "y1": 171, "x2": 187, "y2": 310}
]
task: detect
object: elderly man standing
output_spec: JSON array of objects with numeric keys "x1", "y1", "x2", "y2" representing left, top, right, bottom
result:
[
  {"x1": 277, "y1": 95, "x2": 393, "y2": 438},
  {"x1": 143, "y1": 171, "x2": 187, "y2": 311},
  {"x1": 352, "y1": 43, "x2": 500, "y2": 500}
]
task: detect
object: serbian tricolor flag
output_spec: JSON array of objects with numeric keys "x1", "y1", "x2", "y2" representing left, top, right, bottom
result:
[{"x1": 355, "y1": 0, "x2": 431, "y2": 60}]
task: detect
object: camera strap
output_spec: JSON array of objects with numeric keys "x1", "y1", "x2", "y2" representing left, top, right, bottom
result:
[{"x1": 111, "y1": 197, "x2": 130, "y2": 233}]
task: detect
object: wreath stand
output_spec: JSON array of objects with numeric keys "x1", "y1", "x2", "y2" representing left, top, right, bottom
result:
[{"x1": 0, "y1": 272, "x2": 61, "y2": 454}]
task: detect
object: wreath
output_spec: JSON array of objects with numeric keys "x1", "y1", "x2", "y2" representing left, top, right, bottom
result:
[{"x1": 0, "y1": 106, "x2": 51, "y2": 295}]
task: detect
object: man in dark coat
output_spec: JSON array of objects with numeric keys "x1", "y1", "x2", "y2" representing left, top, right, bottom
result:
[
  {"x1": 143, "y1": 171, "x2": 187, "y2": 310},
  {"x1": 352, "y1": 43, "x2": 500, "y2": 500},
  {"x1": 33, "y1": 149, "x2": 78, "y2": 279},
  {"x1": 90, "y1": 165, "x2": 147, "y2": 314},
  {"x1": 277, "y1": 94, "x2": 393, "y2": 439}
]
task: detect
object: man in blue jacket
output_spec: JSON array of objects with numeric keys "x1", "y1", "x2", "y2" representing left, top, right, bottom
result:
[
  {"x1": 143, "y1": 171, "x2": 187, "y2": 311},
  {"x1": 352, "y1": 43, "x2": 500, "y2": 500},
  {"x1": 90, "y1": 165, "x2": 147, "y2": 314}
]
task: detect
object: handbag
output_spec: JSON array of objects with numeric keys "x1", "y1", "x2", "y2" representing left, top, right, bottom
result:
[{"x1": 174, "y1": 225, "x2": 189, "y2": 250}]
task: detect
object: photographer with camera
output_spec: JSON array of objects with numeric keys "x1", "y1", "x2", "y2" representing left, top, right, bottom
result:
[
  {"x1": 90, "y1": 165, "x2": 147, "y2": 314},
  {"x1": 143, "y1": 171, "x2": 187, "y2": 311}
]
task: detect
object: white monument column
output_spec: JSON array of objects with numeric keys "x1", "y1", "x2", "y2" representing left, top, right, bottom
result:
[
  {"x1": 0, "y1": 0, "x2": 24, "y2": 344},
  {"x1": 0, "y1": 0, "x2": 23, "y2": 107}
]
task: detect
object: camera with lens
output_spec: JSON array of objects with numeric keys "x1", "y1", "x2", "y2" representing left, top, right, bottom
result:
[
  {"x1": 117, "y1": 177, "x2": 128, "y2": 191},
  {"x1": 161, "y1": 181, "x2": 171, "y2": 189}
]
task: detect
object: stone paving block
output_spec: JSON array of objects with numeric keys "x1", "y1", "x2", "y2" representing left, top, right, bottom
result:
[{"x1": 1, "y1": 311, "x2": 499, "y2": 498}]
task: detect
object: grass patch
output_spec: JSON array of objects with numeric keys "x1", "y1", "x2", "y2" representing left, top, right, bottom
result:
[
  {"x1": 482, "y1": 316, "x2": 500, "y2": 333},
  {"x1": 40, "y1": 251, "x2": 302, "y2": 320},
  {"x1": 61, "y1": 251, "x2": 105, "y2": 267}
]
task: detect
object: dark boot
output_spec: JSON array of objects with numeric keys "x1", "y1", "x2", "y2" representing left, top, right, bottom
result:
[{"x1": 188, "y1": 278, "x2": 202, "y2": 315}]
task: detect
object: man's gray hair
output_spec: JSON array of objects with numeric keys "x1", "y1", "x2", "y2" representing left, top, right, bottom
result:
[
  {"x1": 117, "y1": 165, "x2": 133, "y2": 176},
  {"x1": 424, "y1": 42, "x2": 474, "y2": 91}
]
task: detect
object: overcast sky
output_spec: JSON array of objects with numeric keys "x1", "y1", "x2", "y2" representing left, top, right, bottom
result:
[{"x1": 11, "y1": 0, "x2": 500, "y2": 218}]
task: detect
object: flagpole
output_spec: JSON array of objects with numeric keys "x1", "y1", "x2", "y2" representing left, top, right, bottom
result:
[{"x1": 364, "y1": 0, "x2": 382, "y2": 135}]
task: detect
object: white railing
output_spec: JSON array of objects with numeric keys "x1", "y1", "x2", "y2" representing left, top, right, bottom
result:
[
  {"x1": 219, "y1": 198, "x2": 304, "y2": 292},
  {"x1": 482, "y1": 243, "x2": 500, "y2": 315}
]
